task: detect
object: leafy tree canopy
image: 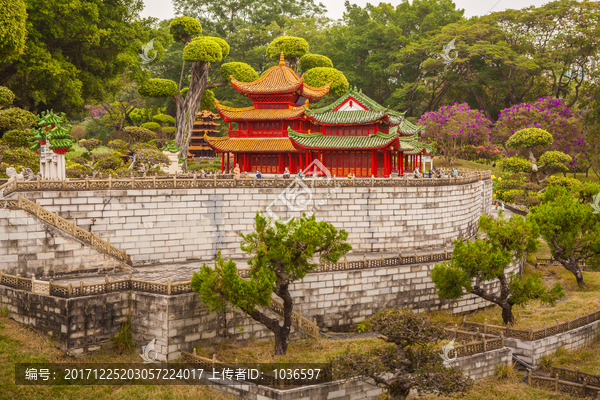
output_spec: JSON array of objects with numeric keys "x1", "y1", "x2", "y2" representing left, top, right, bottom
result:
[
  {"x1": 192, "y1": 212, "x2": 351, "y2": 355},
  {"x1": 0, "y1": 0, "x2": 27, "y2": 60},
  {"x1": 299, "y1": 54, "x2": 333, "y2": 73},
  {"x1": 220, "y1": 62, "x2": 259, "y2": 83},
  {"x1": 332, "y1": 309, "x2": 472, "y2": 400},
  {"x1": 0, "y1": 0, "x2": 170, "y2": 113},
  {"x1": 169, "y1": 16, "x2": 202, "y2": 43},
  {"x1": 304, "y1": 67, "x2": 349, "y2": 97}
]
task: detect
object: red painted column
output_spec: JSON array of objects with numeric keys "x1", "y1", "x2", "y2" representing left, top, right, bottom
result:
[
  {"x1": 420, "y1": 154, "x2": 423, "y2": 171},
  {"x1": 221, "y1": 153, "x2": 224, "y2": 173},
  {"x1": 288, "y1": 153, "x2": 292, "y2": 173},
  {"x1": 371, "y1": 150, "x2": 376, "y2": 177},
  {"x1": 278, "y1": 154, "x2": 283, "y2": 173}
]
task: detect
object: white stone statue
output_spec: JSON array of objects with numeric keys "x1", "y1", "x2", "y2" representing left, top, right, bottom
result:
[
  {"x1": 21, "y1": 168, "x2": 36, "y2": 181},
  {"x1": 6, "y1": 167, "x2": 23, "y2": 180}
]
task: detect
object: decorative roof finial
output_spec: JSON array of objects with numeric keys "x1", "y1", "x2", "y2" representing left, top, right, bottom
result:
[
  {"x1": 279, "y1": 52, "x2": 285, "y2": 66},
  {"x1": 304, "y1": 99, "x2": 309, "y2": 108}
]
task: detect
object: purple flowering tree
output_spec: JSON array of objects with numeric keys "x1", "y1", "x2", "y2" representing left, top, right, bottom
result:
[
  {"x1": 417, "y1": 103, "x2": 492, "y2": 165},
  {"x1": 494, "y1": 97, "x2": 587, "y2": 175}
]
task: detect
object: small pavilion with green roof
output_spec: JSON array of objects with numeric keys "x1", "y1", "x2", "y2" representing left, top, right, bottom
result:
[
  {"x1": 206, "y1": 73, "x2": 432, "y2": 176},
  {"x1": 288, "y1": 86, "x2": 432, "y2": 177}
]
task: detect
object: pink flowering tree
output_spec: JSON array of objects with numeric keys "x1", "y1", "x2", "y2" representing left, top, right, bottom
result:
[
  {"x1": 458, "y1": 144, "x2": 502, "y2": 164},
  {"x1": 494, "y1": 97, "x2": 587, "y2": 174},
  {"x1": 417, "y1": 103, "x2": 492, "y2": 165}
]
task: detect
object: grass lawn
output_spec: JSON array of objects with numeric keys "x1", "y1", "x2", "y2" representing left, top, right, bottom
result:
[
  {"x1": 0, "y1": 316, "x2": 229, "y2": 400},
  {"x1": 195, "y1": 336, "x2": 388, "y2": 364},
  {"x1": 540, "y1": 334, "x2": 600, "y2": 374},
  {"x1": 415, "y1": 377, "x2": 579, "y2": 400},
  {"x1": 425, "y1": 264, "x2": 600, "y2": 331}
]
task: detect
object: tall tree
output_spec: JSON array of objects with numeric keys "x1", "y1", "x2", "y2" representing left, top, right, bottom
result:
[
  {"x1": 0, "y1": 0, "x2": 168, "y2": 114},
  {"x1": 0, "y1": 0, "x2": 27, "y2": 60},
  {"x1": 191, "y1": 213, "x2": 351, "y2": 355}
]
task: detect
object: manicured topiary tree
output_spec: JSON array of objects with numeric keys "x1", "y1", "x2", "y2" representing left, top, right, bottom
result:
[
  {"x1": 0, "y1": 86, "x2": 15, "y2": 109},
  {"x1": 432, "y1": 212, "x2": 564, "y2": 325},
  {"x1": 499, "y1": 127, "x2": 572, "y2": 183},
  {"x1": 266, "y1": 36, "x2": 309, "y2": 71},
  {"x1": 140, "y1": 122, "x2": 161, "y2": 133},
  {"x1": 152, "y1": 114, "x2": 176, "y2": 125},
  {"x1": 220, "y1": 62, "x2": 259, "y2": 83},
  {"x1": 123, "y1": 126, "x2": 156, "y2": 143},
  {"x1": 191, "y1": 212, "x2": 351, "y2": 355},
  {"x1": 138, "y1": 17, "x2": 255, "y2": 161},
  {"x1": 0, "y1": 107, "x2": 37, "y2": 132},
  {"x1": 332, "y1": 309, "x2": 472, "y2": 400},
  {"x1": 299, "y1": 54, "x2": 333, "y2": 73},
  {"x1": 304, "y1": 67, "x2": 349, "y2": 97}
]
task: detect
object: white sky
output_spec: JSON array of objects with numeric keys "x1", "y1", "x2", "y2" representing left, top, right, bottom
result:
[{"x1": 141, "y1": 0, "x2": 553, "y2": 21}]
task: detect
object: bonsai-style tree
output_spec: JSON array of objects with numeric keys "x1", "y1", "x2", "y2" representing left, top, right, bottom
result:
[
  {"x1": 266, "y1": 36, "x2": 309, "y2": 72},
  {"x1": 72, "y1": 138, "x2": 121, "y2": 177},
  {"x1": 138, "y1": 17, "x2": 251, "y2": 160},
  {"x1": 299, "y1": 54, "x2": 333, "y2": 73},
  {"x1": 191, "y1": 212, "x2": 351, "y2": 355},
  {"x1": 332, "y1": 309, "x2": 472, "y2": 400},
  {"x1": 128, "y1": 143, "x2": 170, "y2": 174},
  {"x1": 499, "y1": 127, "x2": 572, "y2": 184},
  {"x1": 416, "y1": 103, "x2": 492, "y2": 165},
  {"x1": 432, "y1": 212, "x2": 564, "y2": 325},
  {"x1": 530, "y1": 185, "x2": 600, "y2": 287}
]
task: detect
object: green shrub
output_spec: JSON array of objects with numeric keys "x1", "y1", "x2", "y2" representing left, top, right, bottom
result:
[
  {"x1": 0, "y1": 107, "x2": 37, "y2": 130},
  {"x1": 152, "y1": 114, "x2": 176, "y2": 125},
  {"x1": 141, "y1": 122, "x2": 161, "y2": 132},
  {"x1": 1, "y1": 129, "x2": 33, "y2": 148},
  {"x1": 138, "y1": 79, "x2": 179, "y2": 98},
  {"x1": 0, "y1": 86, "x2": 15, "y2": 108}
]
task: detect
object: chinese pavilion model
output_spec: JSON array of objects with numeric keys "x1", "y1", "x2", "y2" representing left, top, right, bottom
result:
[
  {"x1": 188, "y1": 110, "x2": 220, "y2": 160},
  {"x1": 205, "y1": 52, "x2": 431, "y2": 177}
]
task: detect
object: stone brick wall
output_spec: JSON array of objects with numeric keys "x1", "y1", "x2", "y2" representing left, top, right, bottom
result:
[
  {"x1": 287, "y1": 259, "x2": 520, "y2": 332},
  {"x1": 446, "y1": 347, "x2": 513, "y2": 380},
  {"x1": 504, "y1": 319, "x2": 600, "y2": 366},
  {"x1": 0, "y1": 285, "x2": 128, "y2": 356},
  {"x1": 0, "y1": 209, "x2": 122, "y2": 277},
  {"x1": 15, "y1": 178, "x2": 492, "y2": 265}
]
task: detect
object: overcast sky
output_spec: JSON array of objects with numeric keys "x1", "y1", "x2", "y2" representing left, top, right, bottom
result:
[{"x1": 141, "y1": 0, "x2": 552, "y2": 21}]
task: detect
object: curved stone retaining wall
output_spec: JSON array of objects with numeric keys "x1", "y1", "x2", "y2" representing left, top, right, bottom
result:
[{"x1": 14, "y1": 177, "x2": 492, "y2": 265}]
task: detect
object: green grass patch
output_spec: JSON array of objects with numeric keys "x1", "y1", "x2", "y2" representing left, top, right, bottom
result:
[{"x1": 0, "y1": 314, "x2": 228, "y2": 399}]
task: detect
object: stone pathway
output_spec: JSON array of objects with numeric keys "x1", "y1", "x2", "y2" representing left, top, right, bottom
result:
[{"x1": 51, "y1": 248, "x2": 448, "y2": 285}]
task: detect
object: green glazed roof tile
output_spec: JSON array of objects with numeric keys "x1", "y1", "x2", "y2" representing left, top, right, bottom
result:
[{"x1": 288, "y1": 127, "x2": 398, "y2": 149}]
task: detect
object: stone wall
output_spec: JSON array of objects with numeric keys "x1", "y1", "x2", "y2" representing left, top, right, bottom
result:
[
  {"x1": 504, "y1": 318, "x2": 600, "y2": 366},
  {"x1": 14, "y1": 177, "x2": 492, "y2": 265},
  {"x1": 0, "y1": 285, "x2": 129, "y2": 357},
  {"x1": 446, "y1": 347, "x2": 513, "y2": 380},
  {"x1": 0, "y1": 209, "x2": 123, "y2": 277},
  {"x1": 0, "y1": 255, "x2": 520, "y2": 361}
]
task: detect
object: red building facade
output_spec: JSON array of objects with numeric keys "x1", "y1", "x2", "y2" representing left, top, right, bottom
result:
[{"x1": 206, "y1": 53, "x2": 431, "y2": 177}]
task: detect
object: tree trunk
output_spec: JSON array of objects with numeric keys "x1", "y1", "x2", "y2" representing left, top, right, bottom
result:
[
  {"x1": 501, "y1": 303, "x2": 516, "y2": 326},
  {"x1": 389, "y1": 391, "x2": 409, "y2": 400},
  {"x1": 174, "y1": 60, "x2": 210, "y2": 161}
]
